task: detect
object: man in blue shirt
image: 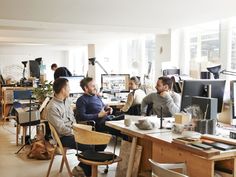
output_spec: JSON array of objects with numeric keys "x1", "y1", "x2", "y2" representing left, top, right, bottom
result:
[{"x1": 76, "y1": 77, "x2": 122, "y2": 134}]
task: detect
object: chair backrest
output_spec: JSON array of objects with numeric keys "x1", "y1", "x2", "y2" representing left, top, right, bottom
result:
[
  {"x1": 127, "y1": 104, "x2": 141, "y2": 115},
  {"x1": 149, "y1": 159, "x2": 188, "y2": 177},
  {"x1": 146, "y1": 103, "x2": 153, "y2": 116},
  {"x1": 73, "y1": 124, "x2": 112, "y2": 145},
  {"x1": 48, "y1": 122, "x2": 64, "y2": 153}
]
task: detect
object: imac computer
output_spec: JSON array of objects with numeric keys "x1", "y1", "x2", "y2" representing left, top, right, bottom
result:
[
  {"x1": 60, "y1": 76, "x2": 84, "y2": 94},
  {"x1": 181, "y1": 79, "x2": 226, "y2": 113},
  {"x1": 101, "y1": 74, "x2": 130, "y2": 93}
]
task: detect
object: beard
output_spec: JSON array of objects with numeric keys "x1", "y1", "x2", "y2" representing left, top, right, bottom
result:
[{"x1": 88, "y1": 90, "x2": 96, "y2": 96}]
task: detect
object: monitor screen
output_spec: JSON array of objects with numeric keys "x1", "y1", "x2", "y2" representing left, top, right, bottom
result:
[
  {"x1": 60, "y1": 76, "x2": 84, "y2": 94},
  {"x1": 181, "y1": 79, "x2": 226, "y2": 113},
  {"x1": 101, "y1": 74, "x2": 130, "y2": 93},
  {"x1": 163, "y1": 69, "x2": 180, "y2": 76},
  {"x1": 29, "y1": 60, "x2": 40, "y2": 78},
  {"x1": 230, "y1": 80, "x2": 236, "y2": 119}
]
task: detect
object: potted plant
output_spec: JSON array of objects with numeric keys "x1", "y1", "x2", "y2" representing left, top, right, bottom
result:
[{"x1": 32, "y1": 80, "x2": 53, "y2": 102}]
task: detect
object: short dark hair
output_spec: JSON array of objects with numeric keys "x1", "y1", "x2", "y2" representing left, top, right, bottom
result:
[
  {"x1": 158, "y1": 76, "x2": 173, "y2": 89},
  {"x1": 53, "y1": 78, "x2": 68, "y2": 94},
  {"x1": 80, "y1": 77, "x2": 93, "y2": 91},
  {"x1": 51, "y1": 63, "x2": 57, "y2": 69}
]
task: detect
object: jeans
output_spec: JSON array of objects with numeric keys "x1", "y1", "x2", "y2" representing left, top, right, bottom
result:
[{"x1": 60, "y1": 135, "x2": 106, "y2": 176}]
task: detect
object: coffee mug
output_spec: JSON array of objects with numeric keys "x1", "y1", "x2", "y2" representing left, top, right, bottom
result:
[{"x1": 124, "y1": 118, "x2": 132, "y2": 127}]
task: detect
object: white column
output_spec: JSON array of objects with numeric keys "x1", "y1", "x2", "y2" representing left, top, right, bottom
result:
[
  {"x1": 87, "y1": 44, "x2": 96, "y2": 81},
  {"x1": 220, "y1": 19, "x2": 232, "y2": 75},
  {"x1": 155, "y1": 32, "x2": 171, "y2": 78}
]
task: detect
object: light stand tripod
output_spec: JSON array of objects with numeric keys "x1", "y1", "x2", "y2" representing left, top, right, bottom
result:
[{"x1": 14, "y1": 90, "x2": 38, "y2": 154}]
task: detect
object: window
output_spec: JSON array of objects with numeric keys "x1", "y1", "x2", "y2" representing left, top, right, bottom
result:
[
  {"x1": 189, "y1": 22, "x2": 220, "y2": 62},
  {"x1": 231, "y1": 24, "x2": 236, "y2": 70},
  {"x1": 186, "y1": 21, "x2": 220, "y2": 78}
]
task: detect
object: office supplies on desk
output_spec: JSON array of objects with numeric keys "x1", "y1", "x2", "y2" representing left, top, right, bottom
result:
[
  {"x1": 202, "y1": 141, "x2": 236, "y2": 151},
  {"x1": 190, "y1": 142, "x2": 212, "y2": 150}
]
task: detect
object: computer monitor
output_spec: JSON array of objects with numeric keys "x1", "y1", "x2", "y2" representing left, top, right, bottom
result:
[
  {"x1": 163, "y1": 69, "x2": 180, "y2": 76},
  {"x1": 230, "y1": 81, "x2": 236, "y2": 121},
  {"x1": 181, "y1": 79, "x2": 226, "y2": 113},
  {"x1": 29, "y1": 60, "x2": 40, "y2": 78},
  {"x1": 60, "y1": 76, "x2": 84, "y2": 94},
  {"x1": 101, "y1": 74, "x2": 130, "y2": 93}
]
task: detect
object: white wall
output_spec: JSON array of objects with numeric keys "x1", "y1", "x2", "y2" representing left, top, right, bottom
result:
[{"x1": 0, "y1": 45, "x2": 68, "y2": 82}]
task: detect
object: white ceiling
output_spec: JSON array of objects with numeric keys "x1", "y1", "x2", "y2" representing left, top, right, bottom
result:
[{"x1": 0, "y1": 0, "x2": 236, "y2": 46}]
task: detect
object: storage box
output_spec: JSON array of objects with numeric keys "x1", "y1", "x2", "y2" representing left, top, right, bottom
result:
[
  {"x1": 174, "y1": 113, "x2": 190, "y2": 124},
  {"x1": 16, "y1": 108, "x2": 40, "y2": 124}
]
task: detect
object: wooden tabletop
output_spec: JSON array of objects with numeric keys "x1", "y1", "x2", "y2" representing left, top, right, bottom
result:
[{"x1": 105, "y1": 115, "x2": 172, "y2": 138}]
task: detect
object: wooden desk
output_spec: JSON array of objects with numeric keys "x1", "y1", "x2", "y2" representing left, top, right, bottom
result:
[
  {"x1": 106, "y1": 116, "x2": 173, "y2": 177},
  {"x1": 1, "y1": 87, "x2": 33, "y2": 119},
  {"x1": 146, "y1": 132, "x2": 236, "y2": 177}
]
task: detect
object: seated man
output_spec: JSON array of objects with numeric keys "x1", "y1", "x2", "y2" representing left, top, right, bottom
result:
[
  {"x1": 141, "y1": 76, "x2": 181, "y2": 117},
  {"x1": 76, "y1": 77, "x2": 123, "y2": 134},
  {"x1": 46, "y1": 78, "x2": 103, "y2": 177}
]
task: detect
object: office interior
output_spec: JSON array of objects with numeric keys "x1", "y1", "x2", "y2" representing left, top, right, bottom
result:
[{"x1": 1, "y1": 1, "x2": 236, "y2": 177}]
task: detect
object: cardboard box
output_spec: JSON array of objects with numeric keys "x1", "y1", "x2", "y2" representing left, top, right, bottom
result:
[{"x1": 174, "y1": 113, "x2": 190, "y2": 124}]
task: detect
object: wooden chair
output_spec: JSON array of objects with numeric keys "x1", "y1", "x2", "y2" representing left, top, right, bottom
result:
[
  {"x1": 149, "y1": 159, "x2": 188, "y2": 177},
  {"x1": 73, "y1": 124, "x2": 122, "y2": 177},
  {"x1": 46, "y1": 123, "x2": 72, "y2": 177}
]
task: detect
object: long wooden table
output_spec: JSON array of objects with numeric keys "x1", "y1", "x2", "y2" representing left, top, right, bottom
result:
[
  {"x1": 146, "y1": 132, "x2": 236, "y2": 177},
  {"x1": 106, "y1": 116, "x2": 236, "y2": 177},
  {"x1": 105, "y1": 116, "x2": 173, "y2": 177}
]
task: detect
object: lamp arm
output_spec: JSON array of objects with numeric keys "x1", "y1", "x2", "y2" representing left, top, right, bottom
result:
[
  {"x1": 95, "y1": 61, "x2": 108, "y2": 74},
  {"x1": 221, "y1": 69, "x2": 236, "y2": 76}
]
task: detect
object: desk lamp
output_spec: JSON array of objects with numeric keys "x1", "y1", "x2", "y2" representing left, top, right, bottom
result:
[
  {"x1": 207, "y1": 65, "x2": 221, "y2": 79},
  {"x1": 89, "y1": 57, "x2": 108, "y2": 74},
  {"x1": 20, "y1": 61, "x2": 28, "y2": 85},
  {"x1": 207, "y1": 65, "x2": 236, "y2": 78}
]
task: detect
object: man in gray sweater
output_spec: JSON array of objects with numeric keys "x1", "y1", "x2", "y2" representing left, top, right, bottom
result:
[
  {"x1": 46, "y1": 78, "x2": 99, "y2": 177},
  {"x1": 141, "y1": 76, "x2": 181, "y2": 117}
]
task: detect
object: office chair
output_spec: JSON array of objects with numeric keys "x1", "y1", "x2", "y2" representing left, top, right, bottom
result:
[
  {"x1": 149, "y1": 159, "x2": 188, "y2": 177},
  {"x1": 73, "y1": 124, "x2": 122, "y2": 177},
  {"x1": 126, "y1": 104, "x2": 141, "y2": 115}
]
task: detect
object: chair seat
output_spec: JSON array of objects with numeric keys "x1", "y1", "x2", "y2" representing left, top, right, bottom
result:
[{"x1": 78, "y1": 154, "x2": 122, "y2": 166}]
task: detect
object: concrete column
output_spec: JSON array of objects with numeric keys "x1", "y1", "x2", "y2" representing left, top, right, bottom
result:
[
  {"x1": 87, "y1": 44, "x2": 96, "y2": 81},
  {"x1": 220, "y1": 19, "x2": 232, "y2": 75}
]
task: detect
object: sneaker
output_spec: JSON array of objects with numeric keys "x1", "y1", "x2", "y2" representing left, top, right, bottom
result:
[{"x1": 72, "y1": 166, "x2": 86, "y2": 177}]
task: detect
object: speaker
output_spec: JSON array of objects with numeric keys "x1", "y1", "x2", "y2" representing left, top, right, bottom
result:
[{"x1": 200, "y1": 71, "x2": 211, "y2": 79}]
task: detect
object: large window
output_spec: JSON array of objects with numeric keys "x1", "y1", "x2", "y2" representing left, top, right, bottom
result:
[
  {"x1": 185, "y1": 21, "x2": 220, "y2": 78},
  {"x1": 231, "y1": 24, "x2": 236, "y2": 70},
  {"x1": 189, "y1": 22, "x2": 220, "y2": 62}
]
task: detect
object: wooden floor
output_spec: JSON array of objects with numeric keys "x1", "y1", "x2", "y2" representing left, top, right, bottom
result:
[{"x1": 0, "y1": 119, "x2": 118, "y2": 177}]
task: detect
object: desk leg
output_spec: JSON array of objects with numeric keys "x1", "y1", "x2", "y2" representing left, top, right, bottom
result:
[
  {"x1": 234, "y1": 158, "x2": 236, "y2": 177},
  {"x1": 126, "y1": 137, "x2": 137, "y2": 177}
]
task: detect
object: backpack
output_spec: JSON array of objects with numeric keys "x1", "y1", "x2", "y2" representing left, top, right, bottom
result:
[{"x1": 27, "y1": 139, "x2": 54, "y2": 160}]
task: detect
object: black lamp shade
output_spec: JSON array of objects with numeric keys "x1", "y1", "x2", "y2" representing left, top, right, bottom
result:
[{"x1": 207, "y1": 65, "x2": 221, "y2": 79}]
